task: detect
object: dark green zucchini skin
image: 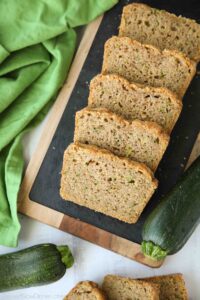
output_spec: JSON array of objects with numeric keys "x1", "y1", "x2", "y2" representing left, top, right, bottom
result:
[
  {"x1": 142, "y1": 155, "x2": 200, "y2": 259},
  {"x1": 0, "y1": 243, "x2": 74, "y2": 292}
]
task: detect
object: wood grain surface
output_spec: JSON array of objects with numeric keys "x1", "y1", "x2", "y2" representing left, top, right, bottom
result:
[{"x1": 18, "y1": 16, "x2": 200, "y2": 268}]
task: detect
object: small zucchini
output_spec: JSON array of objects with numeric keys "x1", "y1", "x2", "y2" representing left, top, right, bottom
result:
[
  {"x1": 0, "y1": 243, "x2": 74, "y2": 292},
  {"x1": 141, "y1": 155, "x2": 200, "y2": 261}
]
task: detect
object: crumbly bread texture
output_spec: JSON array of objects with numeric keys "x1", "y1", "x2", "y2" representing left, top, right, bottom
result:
[
  {"x1": 64, "y1": 281, "x2": 106, "y2": 300},
  {"x1": 60, "y1": 143, "x2": 158, "y2": 223},
  {"x1": 142, "y1": 273, "x2": 188, "y2": 300},
  {"x1": 89, "y1": 74, "x2": 182, "y2": 133},
  {"x1": 102, "y1": 36, "x2": 196, "y2": 98},
  {"x1": 102, "y1": 275, "x2": 159, "y2": 300},
  {"x1": 74, "y1": 107, "x2": 169, "y2": 171},
  {"x1": 119, "y1": 3, "x2": 200, "y2": 62}
]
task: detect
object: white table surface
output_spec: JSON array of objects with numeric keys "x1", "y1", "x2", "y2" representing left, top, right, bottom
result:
[{"x1": 0, "y1": 104, "x2": 199, "y2": 300}]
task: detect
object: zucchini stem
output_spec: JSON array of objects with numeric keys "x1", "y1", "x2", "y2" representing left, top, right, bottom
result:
[
  {"x1": 141, "y1": 241, "x2": 168, "y2": 261},
  {"x1": 56, "y1": 245, "x2": 74, "y2": 268}
]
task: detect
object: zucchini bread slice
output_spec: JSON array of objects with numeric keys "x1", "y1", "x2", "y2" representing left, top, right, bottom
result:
[
  {"x1": 60, "y1": 143, "x2": 158, "y2": 224},
  {"x1": 142, "y1": 273, "x2": 188, "y2": 300},
  {"x1": 102, "y1": 275, "x2": 159, "y2": 300},
  {"x1": 64, "y1": 281, "x2": 106, "y2": 300},
  {"x1": 89, "y1": 74, "x2": 182, "y2": 133},
  {"x1": 74, "y1": 107, "x2": 169, "y2": 171},
  {"x1": 102, "y1": 36, "x2": 196, "y2": 98},
  {"x1": 119, "y1": 3, "x2": 200, "y2": 62}
]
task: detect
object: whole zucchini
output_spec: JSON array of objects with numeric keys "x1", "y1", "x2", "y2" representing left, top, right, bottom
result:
[
  {"x1": 141, "y1": 155, "x2": 200, "y2": 261},
  {"x1": 0, "y1": 243, "x2": 74, "y2": 292}
]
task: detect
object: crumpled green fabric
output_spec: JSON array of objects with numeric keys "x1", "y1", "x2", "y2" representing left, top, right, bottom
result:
[{"x1": 0, "y1": 0, "x2": 118, "y2": 247}]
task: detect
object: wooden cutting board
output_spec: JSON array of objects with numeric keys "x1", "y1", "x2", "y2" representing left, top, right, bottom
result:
[{"x1": 18, "y1": 0, "x2": 200, "y2": 268}]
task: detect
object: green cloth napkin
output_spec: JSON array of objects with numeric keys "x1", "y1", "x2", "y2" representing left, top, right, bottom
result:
[{"x1": 0, "y1": 0, "x2": 118, "y2": 247}]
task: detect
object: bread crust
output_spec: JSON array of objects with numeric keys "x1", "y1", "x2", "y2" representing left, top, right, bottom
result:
[
  {"x1": 64, "y1": 143, "x2": 157, "y2": 184},
  {"x1": 77, "y1": 106, "x2": 170, "y2": 143},
  {"x1": 102, "y1": 36, "x2": 196, "y2": 98},
  {"x1": 64, "y1": 281, "x2": 106, "y2": 300},
  {"x1": 75, "y1": 107, "x2": 169, "y2": 171},
  {"x1": 119, "y1": 3, "x2": 200, "y2": 61},
  {"x1": 89, "y1": 73, "x2": 182, "y2": 133},
  {"x1": 90, "y1": 73, "x2": 182, "y2": 109}
]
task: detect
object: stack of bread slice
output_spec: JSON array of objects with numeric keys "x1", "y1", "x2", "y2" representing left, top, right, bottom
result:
[
  {"x1": 60, "y1": 3, "x2": 200, "y2": 224},
  {"x1": 64, "y1": 273, "x2": 189, "y2": 299}
]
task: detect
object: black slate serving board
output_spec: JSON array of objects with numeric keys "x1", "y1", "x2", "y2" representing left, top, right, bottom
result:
[{"x1": 30, "y1": 0, "x2": 200, "y2": 245}]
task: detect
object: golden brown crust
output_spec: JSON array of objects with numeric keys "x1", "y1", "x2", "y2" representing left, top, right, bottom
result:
[
  {"x1": 64, "y1": 281, "x2": 106, "y2": 300},
  {"x1": 103, "y1": 35, "x2": 195, "y2": 66},
  {"x1": 72, "y1": 143, "x2": 158, "y2": 185},
  {"x1": 102, "y1": 36, "x2": 196, "y2": 98},
  {"x1": 77, "y1": 106, "x2": 170, "y2": 151},
  {"x1": 89, "y1": 73, "x2": 182, "y2": 134},
  {"x1": 119, "y1": 3, "x2": 200, "y2": 61},
  {"x1": 90, "y1": 73, "x2": 182, "y2": 109},
  {"x1": 142, "y1": 273, "x2": 184, "y2": 281}
]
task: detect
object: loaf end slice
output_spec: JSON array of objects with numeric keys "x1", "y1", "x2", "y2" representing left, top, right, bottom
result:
[
  {"x1": 89, "y1": 74, "x2": 182, "y2": 133},
  {"x1": 74, "y1": 107, "x2": 169, "y2": 171},
  {"x1": 102, "y1": 36, "x2": 196, "y2": 98},
  {"x1": 119, "y1": 3, "x2": 200, "y2": 62},
  {"x1": 60, "y1": 143, "x2": 158, "y2": 223},
  {"x1": 64, "y1": 281, "x2": 106, "y2": 300},
  {"x1": 102, "y1": 275, "x2": 159, "y2": 300},
  {"x1": 142, "y1": 273, "x2": 188, "y2": 300}
]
